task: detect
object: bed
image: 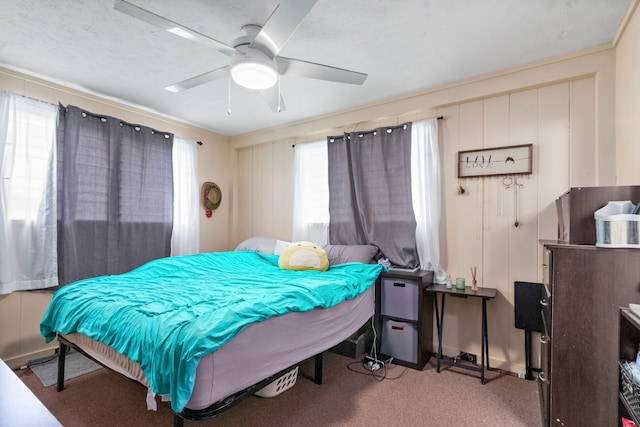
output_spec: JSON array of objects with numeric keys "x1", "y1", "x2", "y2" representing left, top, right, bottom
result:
[{"x1": 40, "y1": 238, "x2": 382, "y2": 426}]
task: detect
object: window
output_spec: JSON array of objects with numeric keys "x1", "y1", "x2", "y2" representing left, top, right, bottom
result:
[
  {"x1": 3, "y1": 97, "x2": 57, "y2": 221},
  {"x1": 292, "y1": 140, "x2": 329, "y2": 245},
  {"x1": 0, "y1": 91, "x2": 59, "y2": 294}
]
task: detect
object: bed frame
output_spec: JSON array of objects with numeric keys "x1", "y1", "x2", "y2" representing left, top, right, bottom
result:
[
  {"x1": 55, "y1": 334, "x2": 325, "y2": 427},
  {"x1": 48, "y1": 246, "x2": 381, "y2": 425}
]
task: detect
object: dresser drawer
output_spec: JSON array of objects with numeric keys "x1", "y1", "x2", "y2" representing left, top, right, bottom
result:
[
  {"x1": 380, "y1": 319, "x2": 418, "y2": 364},
  {"x1": 380, "y1": 277, "x2": 419, "y2": 320}
]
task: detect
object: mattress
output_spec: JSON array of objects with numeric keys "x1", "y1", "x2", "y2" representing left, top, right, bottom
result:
[{"x1": 61, "y1": 285, "x2": 374, "y2": 411}]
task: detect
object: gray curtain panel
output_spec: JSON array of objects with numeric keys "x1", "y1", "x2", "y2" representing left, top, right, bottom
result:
[
  {"x1": 328, "y1": 123, "x2": 418, "y2": 268},
  {"x1": 56, "y1": 105, "x2": 174, "y2": 286}
]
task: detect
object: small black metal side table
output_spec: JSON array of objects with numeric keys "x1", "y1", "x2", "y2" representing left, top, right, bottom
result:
[{"x1": 426, "y1": 284, "x2": 498, "y2": 384}]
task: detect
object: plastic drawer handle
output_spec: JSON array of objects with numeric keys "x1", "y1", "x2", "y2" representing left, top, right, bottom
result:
[
  {"x1": 540, "y1": 298, "x2": 548, "y2": 307},
  {"x1": 391, "y1": 325, "x2": 404, "y2": 331},
  {"x1": 393, "y1": 282, "x2": 405, "y2": 287},
  {"x1": 538, "y1": 371, "x2": 547, "y2": 383}
]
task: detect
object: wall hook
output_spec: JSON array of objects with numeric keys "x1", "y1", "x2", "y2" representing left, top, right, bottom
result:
[
  {"x1": 502, "y1": 176, "x2": 525, "y2": 227},
  {"x1": 457, "y1": 179, "x2": 466, "y2": 195}
]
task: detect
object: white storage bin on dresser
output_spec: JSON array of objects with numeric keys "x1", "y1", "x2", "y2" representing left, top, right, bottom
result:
[
  {"x1": 381, "y1": 319, "x2": 418, "y2": 364},
  {"x1": 375, "y1": 270, "x2": 434, "y2": 370}
]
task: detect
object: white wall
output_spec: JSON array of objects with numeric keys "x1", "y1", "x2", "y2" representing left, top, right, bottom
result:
[
  {"x1": 230, "y1": 48, "x2": 615, "y2": 374},
  {"x1": 616, "y1": 2, "x2": 640, "y2": 184}
]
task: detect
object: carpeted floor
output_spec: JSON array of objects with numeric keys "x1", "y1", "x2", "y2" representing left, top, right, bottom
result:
[
  {"x1": 15, "y1": 352, "x2": 540, "y2": 427},
  {"x1": 29, "y1": 349, "x2": 103, "y2": 387}
]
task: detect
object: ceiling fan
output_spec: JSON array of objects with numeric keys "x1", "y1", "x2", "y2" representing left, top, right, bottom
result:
[{"x1": 113, "y1": 0, "x2": 368, "y2": 112}]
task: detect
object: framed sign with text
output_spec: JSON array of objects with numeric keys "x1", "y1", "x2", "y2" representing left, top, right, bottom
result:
[{"x1": 457, "y1": 144, "x2": 532, "y2": 178}]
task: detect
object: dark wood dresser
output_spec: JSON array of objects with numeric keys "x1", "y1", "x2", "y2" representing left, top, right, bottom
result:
[{"x1": 540, "y1": 241, "x2": 640, "y2": 426}]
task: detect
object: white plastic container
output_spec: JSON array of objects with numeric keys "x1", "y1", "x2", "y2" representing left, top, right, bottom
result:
[
  {"x1": 594, "y1": 201, "x2": 640, "y2": 248},
  {"x1": 255, "y1": 366, "x2": 298, "y2": 398}
]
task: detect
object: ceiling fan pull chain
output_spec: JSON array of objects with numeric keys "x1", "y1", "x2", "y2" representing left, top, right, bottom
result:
[
  {"x1": 227, "y1": 76, "x2": 232, "y2": 115},
  {"x1": 277, "y1": 74, "x2": 282, "y2": 113}
]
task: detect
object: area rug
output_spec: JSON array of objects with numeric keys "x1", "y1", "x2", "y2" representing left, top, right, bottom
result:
[{"x1": 30, "y1": 349, "x2": 103, "y2": 387}]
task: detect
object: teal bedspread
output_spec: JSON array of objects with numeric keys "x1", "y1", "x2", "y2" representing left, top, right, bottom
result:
[{"x1": 40, "y1": 251, "x2": 384, "y2": 412}]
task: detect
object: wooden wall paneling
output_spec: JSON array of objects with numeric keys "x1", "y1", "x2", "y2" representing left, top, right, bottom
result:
[
  {"x1": 19, "y1": 292, "x2": 56, "y2": 354},
  {"x1": 237, "y1": 147, "x2": 254, "y2": 243},
  {"x1": 237, "y1": 140, "x2": 295, "y2": 242},
  {"x1": 481, "y1": 95, "x2": 512, "y2": 363},
  {"x1": 616, "y1": 7, "x2": 640, "y2": 185},
  {"x1": 438, "y1": 105, "x2": 464, "y2": 356},
  {"x1": 0, "y1": 293, "x2": 21, "y2": 359},
  {"x1": 269, "y1": 141, "x2": 295, "y2": 240},
  {"x1": 269, "y1": 141, "x2": 285, "y2": 240},
  {"x1": 507, "y1": 89, "x2": 539, "y2": 276},
  {"x1": 257, "y1": 143, "x2": 273, "y2": 237},
  {"x1": 249, "y1": 145, "x2": 264, "y2": 236},
  {"x1": 569, "y1": 77, "x2": 596, "y2": 186},
  {"x1": 452, "y1": 100, "x2": 484, "y2": 350},
  {"x1": 438, "y1": 105, "x2": 460, "y2": 276},
  {"x1": 504, "y1": 89, "x2": 540, "y2": 363},
  {"x1": 537, "y1": 83, "x2": 570, "y2": 244},
  {"x1": 279, "y1": 142, "x2": 295, "y2": 240},
  {"x1": 535, "y1": 83, "x2": 571, "y2": 375}
]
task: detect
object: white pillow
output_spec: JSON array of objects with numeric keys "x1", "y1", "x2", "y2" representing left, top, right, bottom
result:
[
  {"x1": 274, "y1": 239, "x2": 291, "y2": 255},
  {"x1": 234, "y1": 236, "x2": 277, "y2": 254}
]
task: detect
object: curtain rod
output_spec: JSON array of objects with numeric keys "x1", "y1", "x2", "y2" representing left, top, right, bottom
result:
[
  {"x1": 64, "y1": 105, "x2": 173, "y2": 139},
  {"x1": 292, "y1": 116, "x2": 444, "y2": 147}
]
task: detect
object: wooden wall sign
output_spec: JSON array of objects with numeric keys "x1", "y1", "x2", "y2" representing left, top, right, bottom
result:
[{"x1": 457, "y1": 144, "x2": 533, "y2": 178}]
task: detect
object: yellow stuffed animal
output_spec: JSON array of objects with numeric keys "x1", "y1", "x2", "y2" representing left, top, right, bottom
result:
[{"x1": 278, "y1": 241, "x2": 329, "y2": 272}]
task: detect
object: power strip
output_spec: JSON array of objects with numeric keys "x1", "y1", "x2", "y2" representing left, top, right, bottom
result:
[
  {"x1": 364, "y1": 355, "x2": 394, "y2": 372},
  {"x1": 364, "y1": 355, "x2": 380, "y2": 371}
]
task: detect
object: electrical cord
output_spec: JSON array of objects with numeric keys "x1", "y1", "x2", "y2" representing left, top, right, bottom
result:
[
  {"x1": 348, "y1": 305, "x2": 408, "y2": 381},
  {"x1": 347, "y1": 357, "x2": 408, "y2": 381},
  {"x1": 369, "y1": 316, "x2": 378, "y2": 362},
  {"x1": 26, "y1": 346, "x2": 67, "y2": 368}
]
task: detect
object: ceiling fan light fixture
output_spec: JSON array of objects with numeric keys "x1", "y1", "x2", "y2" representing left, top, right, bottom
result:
[{"x1": 230, "y1": 47, "x2": 278, "y2": 90}]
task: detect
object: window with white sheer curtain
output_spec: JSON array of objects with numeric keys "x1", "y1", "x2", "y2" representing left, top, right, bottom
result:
[
  {"x1": 411, "y1": 118, "x2": 445, "y2": 282},
  {"x1": 292, "y1": 119, "x2": 443, "y2": 280},
  {"x1": 0, "y1": 90, "x2": 200, "y2": 294},
  {"x1": 292, "y1": 140, "x2": 329, "y2": 245},
  {"x1": 0, "y1": 91, "x2": 59, "y2": 294},
  {"x1": 171, "y1": 136, "x2": 200, "y2": 255}
]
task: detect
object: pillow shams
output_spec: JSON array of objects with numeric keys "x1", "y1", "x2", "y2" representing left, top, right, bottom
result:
[{"x1": 323, "y1": 245, "x2": 379, "y2": 265}]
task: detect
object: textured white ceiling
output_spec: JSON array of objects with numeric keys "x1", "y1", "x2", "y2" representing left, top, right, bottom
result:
[{"x1": 0, "y1": 0, "x2": 632, "y2": 136}]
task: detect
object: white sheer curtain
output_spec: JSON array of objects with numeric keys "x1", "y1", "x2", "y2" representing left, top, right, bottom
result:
[
  {"x1": 0, "y1": 91, "x2": 58, "y2": 294},
  {"x1": 171, "y1": 136, "x2": 200, "y2": 255},
  {"x1": 292, "y1": 140, "x2": 329, "y2": 245},
  {"x1": 411, "y1": 118, "x2": 445, "y2": 282}
]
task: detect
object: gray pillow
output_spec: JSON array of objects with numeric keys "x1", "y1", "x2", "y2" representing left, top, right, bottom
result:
[
  {"x1": 234, "y1": 236, "x2": 277, "y2": 254},
  {"x1": 324, "y1": 244, "x2": 379, "y2": 265}
]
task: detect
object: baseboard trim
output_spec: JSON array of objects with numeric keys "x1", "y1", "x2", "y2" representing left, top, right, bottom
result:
[{"x1": 4, "y1": 347, "x2": 57, "y2": 370}]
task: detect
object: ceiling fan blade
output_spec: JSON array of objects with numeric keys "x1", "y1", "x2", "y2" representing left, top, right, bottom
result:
[
  {"x1": 114, "y1": 0, "x2": 235, "y2": 56},
  {"x1": 260, "y1": 87, "x2": 286, "y2": 113},
  {"x1": 277, "y1": 57, "x2": 367, "y2": 85},
  {"x1": 250, "y1": 0, "x2": 319, "y2": 58},
  {"x1": 165, "y1": 66, "x2": 230, "y2": 93}
]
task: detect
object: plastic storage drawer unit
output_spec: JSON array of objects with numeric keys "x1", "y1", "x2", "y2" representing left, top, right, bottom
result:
[
  {"x1": 380, "y1": 277, "x2": 419, "y2": 321},
  {"x1": 380, "y1": 319, "x2": 418, "y2": 364}
]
